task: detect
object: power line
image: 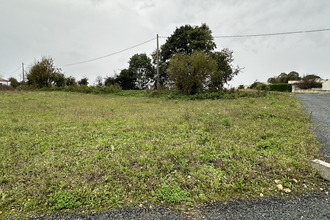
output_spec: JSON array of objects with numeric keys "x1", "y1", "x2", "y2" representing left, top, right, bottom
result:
[
  {"x1": 213, "y1": 28, "x2": 330, "y2": 38},
  {"x1": 59, "y1": 37, "x2": 156, "y2": 67},
  {"x1": 0, "y1": 66, "x2": 21, "y2": 75}
]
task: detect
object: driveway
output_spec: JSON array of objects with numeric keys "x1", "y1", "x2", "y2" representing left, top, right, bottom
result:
[{"x1": 296, "y1": 93, "x2": 330, "y2": 162}]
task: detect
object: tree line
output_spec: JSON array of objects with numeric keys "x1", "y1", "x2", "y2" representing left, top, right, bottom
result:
[{"x1": 8, "y1": 24, "x2": 241, "y2": 95}]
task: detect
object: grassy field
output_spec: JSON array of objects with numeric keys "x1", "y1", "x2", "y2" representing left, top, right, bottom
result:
[{"x1": 0, "y1": 91, "x2": 328, "y2": 217}]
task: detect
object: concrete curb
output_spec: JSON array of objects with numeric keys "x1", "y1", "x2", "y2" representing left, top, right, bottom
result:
[{"x1": 311, "y1": 159, "x2": 330, "y2": 181}]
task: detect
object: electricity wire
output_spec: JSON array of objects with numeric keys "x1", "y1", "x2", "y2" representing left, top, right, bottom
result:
[
  {"x1": 59, "y1": 37, "x2": 156, "y2": 67},
  {"x1": 213, "y1": 28, "x2": 330, "y2": 38},
  {"x1": 0, "y1": 66, "x2": 21, "y2": 76}
]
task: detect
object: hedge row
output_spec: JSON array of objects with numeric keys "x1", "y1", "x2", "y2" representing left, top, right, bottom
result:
[
  {"x1": 269, "y1": 83, "x2": 292, "y2": 92},
  {"x1": 256, "y1": 83, "x2": 292, "y2": 92}
]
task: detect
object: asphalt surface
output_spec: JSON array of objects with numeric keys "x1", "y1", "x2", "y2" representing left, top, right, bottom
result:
[
  {"x1": 296, "y1": 94, "x2": 330, "y2": 162},
  {"x1": 18, "y1": 94, "x2": 330, "y2": 219}
]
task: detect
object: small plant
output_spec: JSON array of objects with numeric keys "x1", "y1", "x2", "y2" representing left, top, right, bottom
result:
[
  {"x1": 51, "y1": 191, "x2": 82, "y2": 210},
  {"x1": 156, "y1": 184, "x2": 191, "y2": 204},
  {"x1": 221, "y1": 117, "x2": 231, "y2": 128}
]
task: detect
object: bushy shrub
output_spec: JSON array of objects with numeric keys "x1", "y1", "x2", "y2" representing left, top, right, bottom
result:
[
  {"x1": 269, "y1": 83, "x2": 292, "y2": 92},
  {"x1": 9, "y1": 77, "x2": 19, "y2": 88}
]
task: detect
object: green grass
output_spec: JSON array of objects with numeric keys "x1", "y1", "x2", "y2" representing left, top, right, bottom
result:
[{"x1": 0, "y1": 91, "x2": 328, "y2": 217}]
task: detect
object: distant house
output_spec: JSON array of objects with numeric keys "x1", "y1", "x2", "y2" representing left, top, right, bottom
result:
[
  {"x1": 323, "y1": 80, "x2": 330, "y2": 90},
  {"x1": 289, "y1": 79, "x2": 330, "y2": 93},
  {"x1": 0, "y1": 78, "x2": 9, "y2": 85}
]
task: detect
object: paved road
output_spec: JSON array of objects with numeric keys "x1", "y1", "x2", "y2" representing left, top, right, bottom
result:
[
  {"x1": 25, "y1": 94, "x2": 330, "y2": 220},
  {"x1": 296, "y1": 94, "x2": 330, "y2": 162}
]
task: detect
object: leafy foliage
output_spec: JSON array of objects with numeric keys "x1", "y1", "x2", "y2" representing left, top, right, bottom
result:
[
  {"x1": 297, "y1": 75, "x2": 322, "y2": 89},
  {"x1": 104, "y1": 76, "x2": 116, "y2": 87},
  {"x1": 115, "y1": 69, "x2": 136, "y2": 90},
  {"x1": 168, "y1": 51, "x2": 217, "y2": 94},
  {"x1": 168, "y1": 51, "x2": 240, "y2": 94},
  {"x1": 27, "y1": 57, "x2": 63, "y2": 88},
  {"x1": 9, "y1": 77, "x2": 19, "y2": 88},
  {"x1": 161, "y1": 24, "x2": 216, "y2": 62},
  {"x1": 65, "y1": 76, "x2": 77, "y2": 87},
  {"x1": 128, "y1": 53, "x2": 155, "y2": 89},
  {"x1": 78, "y1": 77, "x2": 88, "y2": 86},
  {"x1": 268, "y1": 71, "x2": 301, "y2": 84},
  {"x1": 156, "y1": 184, "x2": 191, "y2": 204},
  {"x1": 52, "y1": 73, "x2": 66, "y2": 87},
  {"x1": 116, "y1": 54, "x2": 155, "y2": 90},
  {"x1": 151, "y1": 24, "x2": 217, "y2": 87},
  {"x1": 209, "y1": 49, "x2": 240, "y2": 91},
  {"x1": 51, "y1": 191, "x2": 82, "y2": 210},
  {"x1": 269, "y1": 83, "x2": 292, "y2": 92}
]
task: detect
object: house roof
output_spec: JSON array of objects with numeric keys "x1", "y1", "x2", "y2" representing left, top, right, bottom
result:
[{"x1": 0, "y1": 78, "x2": 9, "y2": 82}]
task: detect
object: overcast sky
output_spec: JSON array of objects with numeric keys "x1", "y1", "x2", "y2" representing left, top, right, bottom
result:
[{"x1": 1, "y1": 0, "x2": 330, "y2": 87}]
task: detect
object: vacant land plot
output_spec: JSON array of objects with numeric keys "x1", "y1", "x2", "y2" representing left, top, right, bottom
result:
[{"x1": 0, "y1": 91, "x2": 327, "y2": 217}]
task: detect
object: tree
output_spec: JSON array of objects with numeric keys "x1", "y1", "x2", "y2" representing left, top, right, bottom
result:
[
  {"x1": 209, "y1": 49, "x2": 240, "y2": 91},
  {"x1": 155, "y1": 24, "x2": 216, "y2": 87},
  {"x1": 278, "y1": 72, "x2": 288, "y2": 83},
  {"x1": 104, "y1": 76, "x2": 116, "y2": 87},
  {"x1": 268, "y1": 71, "x2": 301, "y2": 84},
  {"x1": 95, "y1": 76, "x2": 103, "y2": 87},
  {"x1": 115, "y1": 69, "x2": 136, "y2": 90},
  {"x1": 168, "y1": 50, "x2": 241, "y2": 95},
  {"x1": 9, "y1": 77, "x2": 19, "y2": 88},
  {"x1": 287, "y1": 71, "x2": 301, "y2": 81},
  {"x1": 303, "y1": 74, "x2": 320, "y2": 80},
  {"x1": 298, "y1": 74, "x2": 322, "y2": 89},
  {"x1": 128, "y1": 53, "x2": 155, "y2": 89},
  {"x1": 250, "y1": 80, "x2": 262, "y2": 89},
  {"x1": 27, "y1": 57, "x2": 62, "y2": 88},
  {"x1": 267, "y1": 77, "x2": 277, "y2": 84},
  {"x1": 52, "y1": 73, "x2": 66, "y2": 87},
  {"x1": 161, "y1": 24, "x2": 216, "y2": 62},
  {"x1": 78, "y1": 77, "x2": 88, "y2": 86},
  {"x1": 66, "y1": 76, "x2": 77, "y2": 87}
]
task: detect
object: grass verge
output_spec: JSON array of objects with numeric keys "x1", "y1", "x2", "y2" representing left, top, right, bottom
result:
[{"x1": 0, "y1": 91, "x2": 328, "y2": 218}]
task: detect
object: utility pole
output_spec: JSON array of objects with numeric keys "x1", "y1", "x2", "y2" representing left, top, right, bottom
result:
[
  {"x1": 22, "y1": 62, "x2": 25, "y2": 82},
  {"x1": 156, "y1": 34, "x2": 160, "y2": 89}
]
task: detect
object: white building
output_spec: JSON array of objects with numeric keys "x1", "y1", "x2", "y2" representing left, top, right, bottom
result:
[
  {"x1": 0, "y1": 78, "x2": 9, "y2": 85},
  {"x1": 289, "y1": 79, "x2": 330, "y2": 93},
  {"x1": 323, "y1": 80, "x2": 330, "y2": 90}
]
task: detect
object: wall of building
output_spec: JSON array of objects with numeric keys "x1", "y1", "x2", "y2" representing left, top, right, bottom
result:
[{"x1": 323, "y1": 80, "x2": 330, "y2": 90}]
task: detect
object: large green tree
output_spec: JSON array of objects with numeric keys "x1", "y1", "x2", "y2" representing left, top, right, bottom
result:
[
  {"x1": 115, "y1": 69, "x2": 136, "y2": 90},
  {"x1": 161, "y1": 24, "x2": 216, "y2": 62},
  {"x1": 209, "y1": 49, "x2": 240, "y2": 91},
  {"x1": 128, "y1": 53, "x2": 155, "y2": 89},
  {"x1": 268, "y1": 71, "x2": 301, "y2": 84},
  {"x1": 154, "y1": 24, "x2": 216, "y2": 87},
  {"x1": 9, "y1": 77, "x2": 19, "y2": 88},
  {"x1": 168, "y1": 51, "x2": 240, "y2": 94},
  {"x1": 116, "y1": 53, "x2": 155, "y2": 90},
  {"x1": 78, "y1": 77, "x2": 88, "y2": 86},
  {"x1": 27, "y1": 57, "x2": 62, "y2": 88}
]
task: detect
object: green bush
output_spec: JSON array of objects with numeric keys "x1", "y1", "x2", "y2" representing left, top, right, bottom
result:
[{"x1": 269, "y1": 83, "x2": 292, "y2": 92}]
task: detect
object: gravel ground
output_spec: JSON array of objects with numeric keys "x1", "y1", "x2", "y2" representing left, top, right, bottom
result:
[
  {"x1": 202, "y1": 194, "x2": 330, "y2": 220},
  {"x1": 296, "y1": 93, "x2": 330, "y2": 162},
  {"x1": 10, "y1": 93, "x2": 330, "y2": 220},
  {"x1": 25, "y1": 194, "x2": 330, "y2": 220}
]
